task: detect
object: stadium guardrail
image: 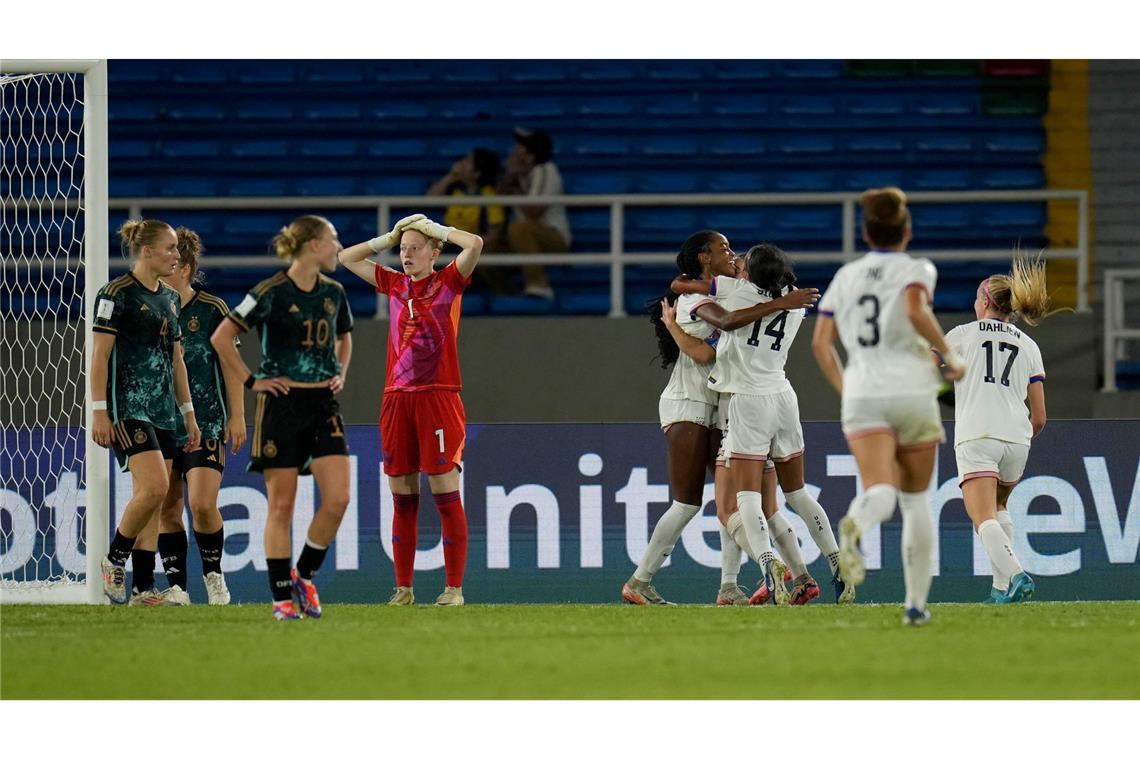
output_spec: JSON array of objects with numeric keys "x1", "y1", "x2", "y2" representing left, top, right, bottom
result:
[{"x1": 1102, "y1": 268, "x2": 1140, "y2": 392}]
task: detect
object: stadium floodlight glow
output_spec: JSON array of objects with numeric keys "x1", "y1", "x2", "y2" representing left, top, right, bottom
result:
[{"x1": 1, "y1": 59, "x2": 109, "y2": 603}]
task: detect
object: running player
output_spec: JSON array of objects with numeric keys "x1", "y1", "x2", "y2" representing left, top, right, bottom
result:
[
  {"x1": 211, "y1": 215, "x2": 354, "y2": 620},
  {"x1": 622, "y1": 231, "x2": 817, "y2": 606},
  {"x1": 339, "y1": 214, "x2": 483, "y2": 606},
  {"x1": 689, "y1": 244, "x2": 851, "y2": 605},
  {"x1": 945, "y1": 254, "x2": 1058, "y2": 603},
  {"x1": 153, "y1": 227, "x2": 246, "y2": 605},
  {"x1": 93, "y1": 219, "x2": 201, "y2": 605},
  {"x1": 812, "y1": 187, "x2": 965, "y2": 625}
]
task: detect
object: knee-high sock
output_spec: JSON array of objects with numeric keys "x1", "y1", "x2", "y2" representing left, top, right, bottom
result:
[
  {"x1": 848, "y1": 483, "x2": 899, "y2": 535},
  {"x1": 898, "y1": 490, "x2": 934, "y2": 610},
  {"x1": 736, "y1": 491, "x2": 776, "y2": 568},
  {"x1": 979, "y1": 518, "x2": 1022, "y2": 591},
  {"x1": 392, "y1": 493, "x2": 419, "y2": 587},
  {"x1": 158, "y1": 530, "x2": 188, "y2": 590},
  {"x1": 634, "y1": 501, "x2": 700, "y2": 582},
  {"x1": 719, "y1": 523, "x2": 743, "y2": 586},
  {"x1": 726, "y1": 512, "x2": 759, "y2": 565},
  {"x1": 784, "y1": 488, "x2": 840, "y2": 575},
  {"x1": 995, "y1": 510, "x2": 1014, "y2": 540},
  {"x1": 434, "y1": 491, "x2": 468, "y2": 588},
  {"x1": 767, "y1": 511, "x2": 807, "y2": 577}
]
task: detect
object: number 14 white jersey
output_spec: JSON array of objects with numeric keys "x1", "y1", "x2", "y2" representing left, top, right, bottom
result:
[
  {"x1": 703, "y1": 275, "x2": 804, "y2": 396},
  {"x1": 945, "y1": 319, "x2": 1045, "y2": 446},
  {"x1": 818, "y1": 251, "x2": 941, "y2": 399}
]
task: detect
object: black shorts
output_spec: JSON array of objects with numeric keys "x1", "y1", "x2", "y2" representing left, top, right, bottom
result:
[
  {"x1": 171, "y1": 438, "x2": 227, "y2": 479},
  {"x1": 112, "y1": 419, "x2": 179, "y2": 472},
  {"x1": 249, "y1": 387, "x2": 348, "y2": 473}
]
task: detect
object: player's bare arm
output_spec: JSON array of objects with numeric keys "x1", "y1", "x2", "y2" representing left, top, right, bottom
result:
[
  {"x1": 692, "y1": 288, "x2": 818, "y2": 332},
  {"x1": 904, "y1": 286, "x2": 964, "y2": 380},
  {"x1": 338, "y1": 213, "x2": 427, "y2": 284},
  {"x1": 210, "y1": 317, "x2": 289, "y2": 397},
  {"x1": 671, "y1": 275, "x2": 709, "y2": 295},
  {"x1": 330, "y1": 332, "x2": 352, "y2": 394},
  {"x1": 811, "y1": 315, "x2": 845, "y2": 395},
  {"x1": 1028, "y1": 380, "x2": 1047, "y2": 437},
  {"x1": 172, "y1": 341, "x2": 201, "y2": 452},
  {"x1": 661, "y1": 298, "x2": 715, "y2": 364},
  {"x1": 90, "y1": 331, "x2": 115, "y2": 448},
  {"x1": 218, "y1": 336, "x2": 247, "y2": 453}
]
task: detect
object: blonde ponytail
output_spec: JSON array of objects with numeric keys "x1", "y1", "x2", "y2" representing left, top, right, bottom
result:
[{"x1": 985, "y1": 251, "x2": 1069, "y2": 326}]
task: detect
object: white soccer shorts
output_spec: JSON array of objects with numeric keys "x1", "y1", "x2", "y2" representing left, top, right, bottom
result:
[
  {"x1": 658, "y1": 398, "x2": 715, "y2": 431},
  {"x1": 724, "y1": 389, "x2": 805, "y2": 463},
  {"x1": 955, "y1": 438, "x2": 1029, "y2": 486},
  {"x1": 841, "y1": 393, "x2": 945, "y2": 448}
]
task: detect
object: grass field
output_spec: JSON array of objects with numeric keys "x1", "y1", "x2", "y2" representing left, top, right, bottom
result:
[{"x1": 2, "y1": 601, "x2": 1137, "y2": 699}]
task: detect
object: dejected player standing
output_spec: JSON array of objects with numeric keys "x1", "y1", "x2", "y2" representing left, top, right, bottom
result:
[{"x1": 339, "y1": 214, "x2": 484, "y2": 606}]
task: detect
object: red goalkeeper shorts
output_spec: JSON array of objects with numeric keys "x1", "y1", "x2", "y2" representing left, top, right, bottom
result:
[{"x1": 380, "y1": 389, "x2": 466, "y2": 477}]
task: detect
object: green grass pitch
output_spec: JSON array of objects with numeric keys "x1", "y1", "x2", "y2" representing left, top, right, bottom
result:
[{"x1": 2, "y1": 602, "x2": 1137, "y2": 699}]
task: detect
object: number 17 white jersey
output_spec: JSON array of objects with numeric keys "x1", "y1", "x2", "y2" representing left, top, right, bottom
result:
[
  {"x1": 945, "y1": 319, "x2": 1045, "y2": 446},
  {"x1": 818, "y1": 251, "x2": 942, "y2": 399}
]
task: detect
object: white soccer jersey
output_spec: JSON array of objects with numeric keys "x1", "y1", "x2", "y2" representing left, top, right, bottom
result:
[
  {"x1": 660, "y1": 291, "x2": 720, "y2": 406},
  {"x1": 946, "y1": 319, "x2": 1046, "y2": 446},
  {"x1": 701, "y1": 275, "x2": 804, "y2": 396},
  {"x1": 817, "y1": 251, "x2": 942, "y2": 399}
]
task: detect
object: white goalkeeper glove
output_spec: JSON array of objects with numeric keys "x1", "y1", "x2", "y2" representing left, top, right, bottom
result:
[
  {"x1": 366, "y1": 213, "x2": 427, "y2": 253},
  {"x1": 407, "y1": 217, "x2": 455, "y2": 243}
]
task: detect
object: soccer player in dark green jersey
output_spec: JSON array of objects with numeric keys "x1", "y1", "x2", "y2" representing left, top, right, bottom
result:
[
  {"x1": 92, "y1": 219, "x2": 201, "y2": 605},
  {"x1": 149, "y1": 227, "x2": 248, "y2": 605},
  {"x1": 212, "y1": 215, "x2": 353, "y2": 620}
]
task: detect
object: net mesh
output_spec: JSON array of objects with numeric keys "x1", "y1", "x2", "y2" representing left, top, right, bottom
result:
[{"x1": 1, "y1": 71, "x2": 88, "y2": 589}]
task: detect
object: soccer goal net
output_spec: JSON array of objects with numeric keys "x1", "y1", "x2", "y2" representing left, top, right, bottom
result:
[{"x1": 1, "y1": 60, "x2": 109, "y2": 603}]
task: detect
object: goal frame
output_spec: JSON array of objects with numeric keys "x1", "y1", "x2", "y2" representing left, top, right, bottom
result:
[{"x1": 1, "y1": 59, "x2": 109, "y2": 603}]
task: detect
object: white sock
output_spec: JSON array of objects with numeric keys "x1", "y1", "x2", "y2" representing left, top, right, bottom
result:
[
  {"x1": 719, "y1": 523, "x2": 742, "y2": 586},
  {"x1": 784, "y1": 487, "x2": 840, "y2": 575},
  {"x1": 726, "y1": 511, "x2": 761, "y2": 565},
  {"x1": 898, "y1": 490, "x2": 934, "y2": 610},
  {"x1": 767, "y1": 511, "x2": 807, "y2": 577},
  {"x1": 736, "y1": 491, "x2": 777, "y2": 568},
  {"x1": 848, "y1": 483, "x2": 898, "y2": 534},
  {"x1": 633, "y1": 501, "x2": 700, "y2": 582},
  {"x1": 995, "y1": 510, "x2": 1014, "y2": 540},
  {"x1": 979, "y1": 518, "x2": 1022, "y2": 591}
]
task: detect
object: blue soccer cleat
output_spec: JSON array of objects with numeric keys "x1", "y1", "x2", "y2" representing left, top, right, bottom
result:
[
  {"x1": 1002, "y1": 572, "x2": 1035, "y2": 604},
  {"x1": 902, "y1": 607, "x2": 932, "y2": 626},
  {"x1": 983, "y1": 587, "x2": 1005, "y2": 604}
]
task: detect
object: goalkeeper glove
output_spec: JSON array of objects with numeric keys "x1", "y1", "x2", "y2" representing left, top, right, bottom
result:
[
  {"x1": 366, "y1": 213, "x2": 427, "y2": 253},
  {"x1": 407, "y1": 217, "x2": 455, "y2": 243}
]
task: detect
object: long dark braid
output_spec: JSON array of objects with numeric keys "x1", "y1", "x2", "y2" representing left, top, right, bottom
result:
[{"x1": 648, "y1": 230, "x2": 719, "y2": 368}]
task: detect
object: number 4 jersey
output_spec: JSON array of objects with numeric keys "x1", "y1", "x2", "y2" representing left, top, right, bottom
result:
[
  {"x1": 701, "y1": 275, "x2": 804, "y2": 396},
  {"x1": 945, "y1": 319, "x2": 1045, "y2": 446},
  {"x1": 818, "y1": 251, "x2": 942, "y2": 399}
]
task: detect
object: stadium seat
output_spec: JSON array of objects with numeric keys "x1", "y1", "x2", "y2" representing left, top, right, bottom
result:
[
  {"x1": 443, "y1": 65, "x2": 502, "y2": 83},
  {"x1": 235, "y1": 102, "x2": 294, "y2": 121},
  {"x1": 111, "y1": 60, "x2": 163, "y2": 84},
  {"x1": 645, "y1": 99, "x2": 701, "y2": 117},
  {"x1": 109, "y1": 176, "x2": 152, "y2": 197},
  {"x1": 915, "y1": 134, "x2": 975, "y2": 155},
  {"x1": 776, "y1": 135, "x2": 837, "y2": 156},
  {"x1": 982, "y1": 133, "x2": 1045, "y2": 156},
  {"x1": 169, "y1": 62, "x2": 228, "y2": 85},
  {"x1": 577, "y1": 62, "x2": 639, "y2": 81},
  {"x1": 774, "y1": 171, "x2": 835, "y2": 192},
  {"x1": 235, "y1": 62, "x2": 297, "y2": 84},
  {"x1": 302, "y1": 103, "x2": 362, "y2": 121},
  {"x1": 158, "y1": 177, "x2": 219, "y2": 197},
  {"x1": 230, "y1": 139, "x2": 290, "y2": 158},
  {"x1": 555, "y1": 291, "x2": 610, "y2": 315},
  {"x1": 508, "y1": 62, "x2": 571, "y2": 82},
  {"x1": 370, "y1": 103, "x2": 430, "y2": 121},
  {"x1": 109, "y1": 140, "x2": 154, "y2": 159},
  {"x1": 914, "y1": 60, "x2": 980, "y2": 77},
  {"x1": 159, "y1": 140, "x2": 222, "y2": 159},
  {"x1": 488, "y1": 294, "x2": 556, "y2": 315},
  {"x1": 628, "y1": 209, "x2": 699, "y2": 235},
  {"x1": 509, "y1": 99, "x2": 566, "y2": 119},
  {"x1": 773, "y1": 208, "x2": 839, "y2": 237},
  {"x1": 566, "y1": 209, "x2": 612, "y2": 234},
  {"x1": 912, "y1": 169, "x2": 974, "y2": 190},
  {"x1": 635, "y1": 172, "x2": 700, "y2": 193},
  {"x1": 564, "y1": 173, "x2": 632, "y2": 194},
  {"x1": 298, "y1": 139, "x2": 359, "y2": 158},
  {"x1": 914, "y1": 93, "x2": 979, "y2": 117},
  {"x1": 166, "y1": 212, "x2": 219, "y2": 237},
  {"x1": 222, "y1": 213, "x2": 286, "y2": 239},
  {"x1": 845, "y1": 60, "x2": 913, "y2": 78},
  {"x1": 846, "y1": 93, "x2": 909, "y2": 117},
  {"x1": 712, "y1": 61, "x2": 774, "y2": 81},
  {"x1": 980, "y1": 168, "x2": 1044, "y2": 189},
  {"x1": 372, "y1": 64, "x2": 433, "y2": 83},
  {"x1": 701, "y1": 208, "x2": 769, "y2": 237},
  {"x1": 778, "y1": 95, "x2": 839, "y2": 117},
  {"x1": 646, "y1": 61, "x2": 705, "y2": 80},
  {"x1": 705, "y1": 135, "x2": 767, "y2": 157},
  {"x1": 359, "y1": 176, "x2": 431, "y2": 195},
  {"x1": 980, "y1": 204, "x2": 1046, "y2": 229},
  {"x1": 640, "y1": 136, "x2": 699, "y2": 157},
  {"x1": 778, "y1": 60, "x2": 843, "y2": 79},
  {"x1": 708, "y1": 95, "x2": 771, "y2": 116},
  {"x1": 576, "y1": 97, "x2": 637, "y2": 117},
  {"x1": 572, "y1": 136, "x2": 633, "y2": 157},
  {"x1": 295, "y1": 177, "x2": 358, "y2": 196},
  {"x1": 983, "y1": 60, "x2": 1051, "y2": 78},
  {"x1": 704, "y1": 172, "x2": 768, "y2": 192},
  {"x1": 434, "y1": 137, "x2": 482, "y2": 159},
  {"x1": 167, "y1": 103, "x2": 226, "y2": 121},
  {"x1": 841, "y1": 169, "x2": 907, "y2": 191},
  {"x1": 366, "y1": 139, "x2": 430, "y2": 158},
  {"x1": 225, "y1": 177, "x2": 289, "y2": 196},
  {"x1": 910, "y1": 205, "x2": 972, "y2": 231},
  {"x1": 437, "y1": 99, "x2": 498, "y2": 120},
  {"x1": 983, "y1": 90, "x2": 1047, "y2": 117},
  {"x1": 109, "y1": 101, "x2": 162, "y2": 121},
  {"x1": 303, "y1": 62, "x2": 365, "y2": 83}
]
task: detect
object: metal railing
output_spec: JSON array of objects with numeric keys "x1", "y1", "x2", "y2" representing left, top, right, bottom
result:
[
  {"x1": 1102, "y1": 269, "x2": 1140, "y2": 392},
  {"x1": 7, "y1": 189, "x2": 1090, "y2": 316}
]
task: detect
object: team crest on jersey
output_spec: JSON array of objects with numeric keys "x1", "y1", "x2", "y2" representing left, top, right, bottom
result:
[
  {"x1": 323, "y1": 298, "x2": 335, "y2": 315},
  {"x1": 133, "y1": 428, "x2": 147, "y2": 444},
  {"x1": 288, "y1": 304, "x2": 301, "y2": 313},
  {"x1": 188, "y1": 316, "x2": 200, "y2": 333},
  {"x1": 263, "y1": 441, "x2": 278, "y2": 458}
]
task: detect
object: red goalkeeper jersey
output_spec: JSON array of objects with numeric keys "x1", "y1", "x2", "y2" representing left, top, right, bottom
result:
[{"x1": 374, "y1": 261, "x2": 470, "y2": 393}]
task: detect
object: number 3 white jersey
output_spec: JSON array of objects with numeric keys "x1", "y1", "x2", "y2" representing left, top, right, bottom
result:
[
  {"x1": 660, "y1": 291, "x2": 720, "y2": 406},
  {"x1": 818, "y1": 251, "x2": 942, "y2": 399},
  {"x1": 703, "y1": 275, "x2": 804, "y2": 396},
  {"x1": 945, "y1": 319, "x2": 1045, "y2": 446}
]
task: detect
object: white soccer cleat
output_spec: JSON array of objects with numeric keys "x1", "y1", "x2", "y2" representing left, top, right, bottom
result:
[
  {"x1": 162, "y1": 584, "x2": 192, "y2": 606},
  {"x1": 436, "y1": 585, "x2": 465, "y2": 606},
  {"x1": 204, "y1": 572, "x2": 231, "y2": 605},
  {"x1": 129, "y1": 588, "x2": 176, "y2": 607},
  {"x1": 838, "y1": 516, "x2": 866, "y2": 587}
]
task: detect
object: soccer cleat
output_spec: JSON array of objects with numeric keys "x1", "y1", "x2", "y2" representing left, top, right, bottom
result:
[
  {"x1": 204, "y1": 572, "x2": 231, "y2": 606},
  {"x1": 162, "y1": 584, "x2": 192, "y2": 606},
  {"x1": 998, "y1": 572, "x2": 1035, "y2": 604},
  {"x1": 290, "y1": 568, "x2": 322, "y2": 618},
  {"x1": 983, "y1": 587, "x2": 1005, "y2": 604},
  {"x1": 272, "y1": 600, "x2": 302, "y2": 620},
  {"x1": 436, "y1": 586, "x2": 465, "y2": 606},
  {"x1": 767, "y1": 559, "x2": 791, "y2": 606},
  {"x1": 715, "y1": 583, "x2": 750, "y2": 606},
  {"x1": 129, "y1": 587, "x2": 176, "y2": 607},
  {"x1": 101, "y1": 556, "x2": 127, "y2": 605},
  {"x1": 388, "y1": 586, "x2": 415, "y2": 606},
  {"x1": 832, "y1": 569, "x2": 856, "y2": 605},
  {"x1": 838, "y1": 516, "x2": 866, "y2": 587},
  {"x1": 902, "y1": 607, "x2": 932, "y2": 626},
  {"x1": 748, "y1": 566, "x2": 794, "y2": 605},
  {"x1": 789, "y1": 574, "x2": 821, "y2": 606},
  {"x1": 621, "y1": 577, "x2": 675, "y2": 606}
]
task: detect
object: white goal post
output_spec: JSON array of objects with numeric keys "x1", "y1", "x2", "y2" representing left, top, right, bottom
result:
[{"x1": 1, "y1": 59, "x2": 109, "y2": 603}]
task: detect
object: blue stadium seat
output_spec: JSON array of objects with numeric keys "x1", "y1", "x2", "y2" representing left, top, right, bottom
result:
[
  {"x1": 640, "y1": 136, "x2": 699, "y2": 157},
  {"x1": 109, "y1": 101, "x2": 162, "y2": 121},
  {"x1": 235, "y1": 102, "x2": 294, "y2": 121},
  {"x1": 169, "y1": 62, "x2": 228, "y2": 85},
  {"x1": 645, "y1": 99, "x2": 701, "y2": 117},
  {"x1": 303, "y1": 62, "x2": 365, "y2": 83},
  {"x1": 367, "y1": 139, "x2": 430, "y2": 158},
  {"x1": 912, "y1": 169, "x2": 974, "y2": 190},
  {"x1": 915, "y1": 134, "x2": 975, "y2": 155},
  {"x1": 983, "y1": 133, "x2": 1045, "y2": 155},
  {"x1": 980, "y1": 204, "x2": 1046, "y2": 229},
  {"x1": 359, "y1": 176, "x2": 431, "y2": 195},
  {"x1": 109, "y1": 176, "x2": 152, "y2": 197},
  {"x1": 222, "y1": 213, "x2": 285, "y2": 239},
  {"x1": 225, "y1": 178, "x2": 288, "y2": 196},
  {"x1": 572, "y1": 136, "x2": 632, "y2": 157},
  {"x1": 846, "y1": 94, "x2": 909, "y2": 117},
  {"x1": 709, "y1": 95, "x2": 770, "y2": 116},
  {"x1": 235, "y1": 63, "x2": 296, "y2": 84},
  {"x1": 442, "y1": 64, "x2": 500, "y2": 84},
  {"x1": 109, "y1": 140, "x2": 154, "y2": 159},
  {"x1": 564, "y1": 173, "x2": 632, "y2": 194},
  {"x1": 845, "y1": 135, "x2": 906, "y2": 155},
  {"x1": 158, "y1": 177, "x2": 219, "y2": 197},
  {"x1": 841, "y1": 169, "x2": 907, "y2": 191},
  {"x1": 980, "y1": 168, "x2": 1044, "y2": 189},
  {"x1": 701, "y1": 209, "x2": 770, "y2": 237},
  {"x1": 509, "y1": 63, "x2": 571, "y2": 82},
  {"x1": 914, "y1": 93, "x2": 979, "y2": 117},
  {"x1": 577, "y1": 62, "x2": 639, "y2": 81},
  {"x1": 230, "y1": 139, "x2": 290, "y2": 158},
  {"x1": 778, "y1": 95, "x2": 839, "y2": 117},
  {"x1": 646, "y1": 61, "x2": 705, "y2": 80},
  {"x1": 909, "y1": 205, "x2": 972, "y2": 231},
  {"x1": 628, "y1": 209, "x2": 699, "y2": 235},
  {"x1": 372, "y1": 64, "x2": 433, "y2": 83},
  {"x1": 706, "y1": 135, "x2": 766, "y2": 157},
  {"x1": 295, "y1": 177, "x2": 358, "y2": 196},
  {"x1": 111, "y1": 61, "x2": 162, "y2": 84},
  {"x1": 566, "y1": 209, "x2": 612, "y2": 234},
  {"x1": 776, "y1": 135, "x2": 837, "y2": 156},
  {"x1": 712, "y1": 61, "x2": 774, "y2": 81},
  {"x1": 774, "y1": 208, "x2": 840, "y2": 238},
  {"x1": 299, "y1": 139, "x2": 359, "y2": 158},
  {"x1": 635, "y1": 172, "x2": 700, "y2": 193},
  {"x1": 774, "y1": 171, "x2": 835, "y2": 192},
  {"x1": 576, "y1": 97, "x2": 637, "y2": 117},
  {"x1": 778, "y1": 60, "x2": 843, "y2": 79},
  {"x1": 167, "y1": 103, "x2": 226, "y2": 121},
  {"x1": 160, "y1": 140, "x2": 222, "y2": 159},
  {"x1": 509, "y1": 99, "x2": 566, "y2": 119},
  {"x1": 302, "y1": 103, "x2": 362, "y2": 121},
  {"x1": 705, "y1": 172, "x2": 768, "y2": 192},
  {"x1": 167, "y1": 212, "x2": 219, "y2": 237},
  {"x1": 489, "y1": 294, "x2": 556, "y2": 315},
  {"x1": 371, "y1": 103, "x2": 430, "y2": 121},
  {"x1": 433, "y1": 138, "x2": 481, "y2": 158},
  {"x1": 556, "y1": 292, "x2": 610, "y2": 315},
  {"x1": 437, "y1": 99, "x2": 497, "y2": 120}
]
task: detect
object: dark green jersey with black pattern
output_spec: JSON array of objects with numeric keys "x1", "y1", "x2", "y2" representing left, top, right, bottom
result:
[
  {"x1": 227, "y1": 271, "x2": 353, "y2": 382},
  {"x1": 92, "y1": 273, "x2": 182, "y2": 432},
  {"x1": 174, "y1": 289, "x2": 237, "y2": 442}
]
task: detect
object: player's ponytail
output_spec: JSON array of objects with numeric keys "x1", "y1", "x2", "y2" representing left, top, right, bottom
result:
[
  {"x1": 117, "y1": 218, "x2": 172, "y2": 258},
  {"x1": 746, "y1": 243, "x2": 796, "y2": 299},
  {"x1": 648, "y1": 230, "x2": 720, "y2": 368},
  {"x1": 984, "y1": 251, "x2": 1068, "y2": 326},
  {"x1": 860, "y1": 186, "x2": 910, "y2": 249},
  {"x1": 174, "y1": 226, "x2": 205, "y2": 285},
  {"x1": 272, "y1": 215, "x2": 331, "y2": 260}
]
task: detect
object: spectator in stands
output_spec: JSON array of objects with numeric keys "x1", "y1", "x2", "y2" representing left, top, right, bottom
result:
[
  {"x1": 427, "y1": 147, "x2": 512, "y2": 293},
  {"x1": 499, "y1": 128, "x2": 571, "y2": 300}
]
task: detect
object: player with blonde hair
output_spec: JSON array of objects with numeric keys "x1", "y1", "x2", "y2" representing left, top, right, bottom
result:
[
  {"x1": 812, "y1": 187, "x2": 965, "y2": 625},
  {"x1": 944, "y1": 253, "x2": 1062, "y2": 603}
]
